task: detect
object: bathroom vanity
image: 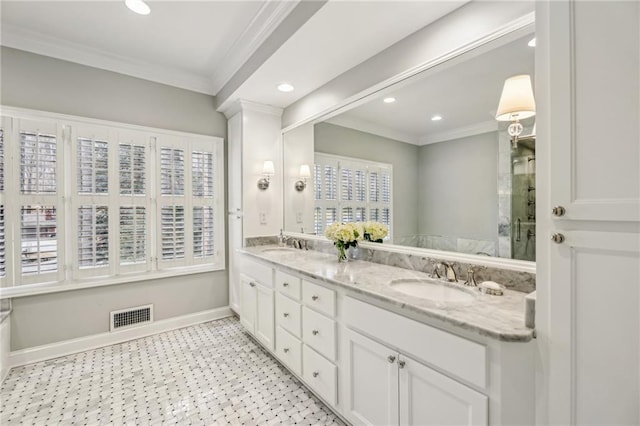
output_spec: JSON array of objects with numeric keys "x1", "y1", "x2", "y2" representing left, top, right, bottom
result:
[{"x1": 238, "y1": 245, "x2": 535, "y2": 426}]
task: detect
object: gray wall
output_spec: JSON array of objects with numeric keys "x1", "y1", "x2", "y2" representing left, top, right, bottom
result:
[
  {"x1": 314, "y1": 122, "x2": 419, "y2": 241},
  {"x1": 418, "y1": 131, "x2": 498, "y2": 242},
  {"x1": 1, "y1": 47, "x2": 229, "y2": 351}
]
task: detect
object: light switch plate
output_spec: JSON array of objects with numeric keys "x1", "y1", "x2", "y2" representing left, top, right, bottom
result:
[{"x1": 259, "y1": 211, "x2": 267, "y2": 224}]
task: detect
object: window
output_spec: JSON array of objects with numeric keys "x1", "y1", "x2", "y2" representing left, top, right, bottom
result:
[
  {"x1": 314, "y1": 153, "x2": 392, "y2": 239},
  {"x1": 1, "y1": 111, "x2": 224, "y2": 293}
]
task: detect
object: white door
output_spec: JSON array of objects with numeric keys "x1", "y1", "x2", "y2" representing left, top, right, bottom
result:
[
  {"x1": 255, "y1": 283, "x2": 274, "y2": 351},
  {"x1": 342, "y1": 328, "x2": 399, "y2": 426},
  {"x1": 539, "y1": 1, "x2": 640, "y2": 424},
  {"x1": 239, "y1": 274, "x2": 256, "y2": 334},
  {"x1": 398, "y1": 355, "x2": 487, "y2": 426}
]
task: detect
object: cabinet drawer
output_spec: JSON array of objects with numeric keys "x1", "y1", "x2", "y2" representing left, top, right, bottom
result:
[
  {"x1": 303, "y1": 345, "x2": 337, "y2": 406},
  {"x1": 276, "y1": 292, "x2": 302, "y2": 338},
  {"x1": 241, "y1": 256, "x2": 274, "y2": 288},
  {"x1": 302, "y1": 280, "x2": 336, "y2": 316},
  {"x1": 276, "y1": 270, "x2": 302, "y2": 301},
  {"x1": 276, "y1": 327, "x2": 302, "y2": 376},
  {"x1": 302, "y1": 306, "x2": 337, "y2": 361}
]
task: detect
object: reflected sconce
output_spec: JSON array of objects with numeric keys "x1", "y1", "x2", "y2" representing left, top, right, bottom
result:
[
  {"x1": 295, "y1": 164, "x2": 311, "y2": 192},
  {"x1": 257, "y1": 160, "x2": 275, "y2": 190},
  {"x1": 495, "y1": 74, "x2": 536, "y2": 142}
]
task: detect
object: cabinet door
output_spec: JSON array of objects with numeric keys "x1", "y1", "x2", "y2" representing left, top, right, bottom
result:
[
  {"x1": 546, "y1": 0, "x2": 639, "y2": 222},
  {"x1": 255, "y1": 283, "x2": 274, "y2": 351},
  {"x1": 239, "y1": 274, "x2": 256, "y2": 334},
  {"x1": 399, "y1": 355, "x2": 487, "y2": 426},
  {"x1": 342, "y1": 328, "x2": 399, "y2": 426}
]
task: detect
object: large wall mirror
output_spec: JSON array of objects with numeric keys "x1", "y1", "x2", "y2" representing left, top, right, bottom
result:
[{"x1": 283, "y1": 24, "x2": 536, "y2": 264}]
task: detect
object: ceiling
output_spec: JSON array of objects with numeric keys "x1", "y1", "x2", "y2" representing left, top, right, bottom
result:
[
  {"x1": 327, "y1": 32, "x2": 536, "y2": 145},
  {"x1": 0, "y1": 0, "x2": 468, "y2": 110}
]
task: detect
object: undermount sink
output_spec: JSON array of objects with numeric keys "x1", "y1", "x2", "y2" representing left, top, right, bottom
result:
[{"x1": 389, "y1": 279, "x2": 477, "y2": 304}]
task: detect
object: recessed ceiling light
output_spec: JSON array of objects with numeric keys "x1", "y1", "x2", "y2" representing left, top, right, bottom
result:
[
  {"x1": 277, "y1": 83, "x2": 294, "y2": 92},
  {"x1": 431, "y1": 115, "x2": 443, "y2": 121},
  {"x1": 528, "y1": 37, "x2": 536, "y2": 47},
  {"x1": 383, "y1": 97, "x2": 396, "y2": 103},
  {"x1": 125, "y1": 0, "x2": 150, "y2": 15}
]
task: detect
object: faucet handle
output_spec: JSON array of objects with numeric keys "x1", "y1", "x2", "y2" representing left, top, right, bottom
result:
[
  {"x1": 428, "y1": 259, "x2": 442, "y2": 279},
  {"x1": 464, "y1": 265, "x2": 486, "y2": 287}
]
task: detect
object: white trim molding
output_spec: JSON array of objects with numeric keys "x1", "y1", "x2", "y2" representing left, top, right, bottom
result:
[
  {"x1": 220, "y1": 99, "x2": 284, "y2": 120},
  {"x1": 418, "y1": 120, "x2": 498, "y2": 145},
  {"x1": 8, "y1": 307, "x2": 234, "y2": 369},
  {"x1": 325, "y1": 115, "x2": 419, "y2": 145}
]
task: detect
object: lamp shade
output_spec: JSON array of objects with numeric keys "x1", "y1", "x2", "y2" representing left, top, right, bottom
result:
[
  {"x1": 495, "y1": 75, "x2": 536, "y2": 121},
  {"x1": 299, "y1": 164, "x2": 311, "y2": 178},
  {"x1": 262, "y1": 160, "x2": 275, "y2": 176}
]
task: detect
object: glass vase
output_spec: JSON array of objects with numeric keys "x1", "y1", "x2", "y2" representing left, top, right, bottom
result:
[{"x1": 337, "y1": 244, "x2": 348, "y2": 262}]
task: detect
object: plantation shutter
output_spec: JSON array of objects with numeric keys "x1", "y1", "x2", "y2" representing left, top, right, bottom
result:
[
  {"x1": 157, "y1": 136, "x2": 187, "y2": 268},
  {"x1": 78, "y1": 205, "x2": 109, "y2": 268},
  {"x1": 77, "y1": 138, "x2": 108, "y2": 194},
  {"x1": 118, "y1": 130, "x2": 150, "y2": 272},
  {"x1": 191, "y1": 143, "x2": 217, "y2": 263},
  {"x1": 314, "y1": 152, "x2": 393, "y2": 241},
  {"x1": 16, "y1": 119, "x2": 63, "y2": 285}
]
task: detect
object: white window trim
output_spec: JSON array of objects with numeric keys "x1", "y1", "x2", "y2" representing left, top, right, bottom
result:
[{"x1": 0, "y1": 106, "x2": 225, "y2": 299}]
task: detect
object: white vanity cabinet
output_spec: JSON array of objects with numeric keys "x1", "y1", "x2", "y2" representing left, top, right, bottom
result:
[
  {"x1": 239, "y1": 257, "x2": 275, "y2": 351},
  {"x1": 342, "y1": 300, "x2": 488, "y2": 426}
]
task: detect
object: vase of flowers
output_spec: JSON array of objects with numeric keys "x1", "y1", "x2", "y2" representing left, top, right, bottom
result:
[
  {"x1": 325, "y1": 222, "x2": 362, "y2": 262},
  {"x1": 361, "y1": 221, "x2": 389, "y2": 243}
]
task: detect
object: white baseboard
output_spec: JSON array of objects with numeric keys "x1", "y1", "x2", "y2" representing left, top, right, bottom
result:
[{"x1": 8, "y1": 306, "x2": 233, "y2": 369}]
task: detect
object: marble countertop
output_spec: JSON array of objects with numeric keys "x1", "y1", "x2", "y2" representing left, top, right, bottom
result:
[{"x1": 240, "y1": 246, "x2": 534, "y2": 342}]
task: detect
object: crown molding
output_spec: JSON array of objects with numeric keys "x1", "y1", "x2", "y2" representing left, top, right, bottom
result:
[
  {"x1": 210, "y1": 0, "x2": 300, "y2": 95},
  {"x1": 324, "y1": 115, "x2": 419, "y2": 145},
  {"x1": 1, "y1": 23, "x2": 215, "y2": 95},
  {"x1": 220, "y1": 99, "x2": 283, "y2": 120},
  {"x1": 418, "y1": 120, "x2": 497, "y2": 145}
]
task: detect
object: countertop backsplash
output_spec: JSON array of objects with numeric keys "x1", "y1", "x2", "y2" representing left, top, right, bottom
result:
[{"x1": 245, "y1": 235, "x2": 535, "y2": 294}]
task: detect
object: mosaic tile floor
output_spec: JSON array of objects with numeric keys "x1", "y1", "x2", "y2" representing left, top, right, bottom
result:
[{"x1": 0, "y1": 317, "x2": 345, "y2": 425}]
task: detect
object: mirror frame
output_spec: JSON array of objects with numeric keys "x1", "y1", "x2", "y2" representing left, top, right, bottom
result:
[{"x1": 281, "y1": 13, "x2": 536, "y2": 274}]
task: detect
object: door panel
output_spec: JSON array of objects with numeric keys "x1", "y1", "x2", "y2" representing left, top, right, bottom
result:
[
  {"x1": 342, "y1": 328, "x2": 399, "y2": 426},
  {"x1": 399, "y1": 355, "x2": 487, "y2": 426},
  {"x1": 240, "y1": 274, "x2": 256, "y2": 333},
  {"x1": 255, "y1": 283, "x2": 274, "y2": 351}
]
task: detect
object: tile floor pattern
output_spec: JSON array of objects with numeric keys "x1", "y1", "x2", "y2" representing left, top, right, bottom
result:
[{"x1": 0, "y1": 317, "x2": 345, "y2": 426}]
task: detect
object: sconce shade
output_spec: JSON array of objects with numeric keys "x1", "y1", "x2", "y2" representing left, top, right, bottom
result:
[
  {"x1": 262, "y1": 160, "x2": 275, "y2": 176},
  {"x1": 299, "y1": 164, "x2": 311, "y2": 178},
  {"x1": 496, "y1": 75, "x2": 536, "y2": 121}
]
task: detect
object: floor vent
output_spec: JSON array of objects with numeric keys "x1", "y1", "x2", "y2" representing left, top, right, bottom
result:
[{"x1": 110, "y1": 304, "x2": 153, "y2": 331}]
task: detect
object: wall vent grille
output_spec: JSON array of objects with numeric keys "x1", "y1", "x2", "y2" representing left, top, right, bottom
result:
[{"x1": 110, "y1": 304, "x2": 153, "y2": 331}]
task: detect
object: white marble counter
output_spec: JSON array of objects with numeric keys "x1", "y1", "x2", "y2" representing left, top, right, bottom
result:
[{"x1": 240, "y1": 246, "x2": 534, "y2": 342}]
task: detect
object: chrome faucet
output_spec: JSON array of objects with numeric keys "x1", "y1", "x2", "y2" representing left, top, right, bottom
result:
[{"x1": 441, "y1": 262, "x2": 458, "y2": 282}]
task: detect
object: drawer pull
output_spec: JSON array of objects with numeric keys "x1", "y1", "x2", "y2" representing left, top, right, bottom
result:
[
  {"x1": 398, "y1": 360, "x2": 406, "y2": 369},
  {"x1": 283, "y1": 313, "x2": 289, "y2": 318},
  {"x1": 387, "y1": 355, "x2": 396, "y2": 363},
  {"x1": 283, "y1": 282, "x2": 289, "y2": 287},
  {"x1": 312, "y1": 329, "x2": 319, "y2": 336},
  {"x1": 312, "y1": 295, "x2": 319, "y2": 301},
  {"x1": 283, "y1": 348, "x2": 290, "y2": 353},
  {"x1": 312, "y1": 371, "x2": 319, "y2": 378},
  {"x1": 249, "y1": 282, "x2": 256, "y2": 287}
]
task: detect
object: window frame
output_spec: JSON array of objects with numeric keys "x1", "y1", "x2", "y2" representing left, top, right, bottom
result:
[{"x1": 0, "y1": 107, "x2": 225, "y2": 298}]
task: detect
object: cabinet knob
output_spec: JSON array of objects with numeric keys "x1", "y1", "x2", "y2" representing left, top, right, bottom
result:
[
  {"x1": 398, "y1": 360, "x2": 406, "y2": 369},
  {"x1": 312, "y1": 329, "x2": 319, "y2": 336},
  {"x1": 283, "y1": 348, "x2": 289, "y2": 353},
  {"x1": 249, "y1": 282, "x2": 256, "y2": 287},
  {"x1": 387, "y1": 355, "x2": 396, "y2": 363},
  {"x1": 283, "y1": 313, "x2": 289, "y2": 318},
  {"x1": 283, "y1": 282, "x2": 289, "y2": 287},
  {"x1": 312, "y1": 295, "x2": 319, "y2": 301},
  {"x1": 552, "y1": 206, "x2": 566, "y2": 217},
  {"x1": 313, "y1": 371, "x2": 319, "y2": 378},
  {"x1": 551, "y1": 233, "x2": 565, "y2": 244}
]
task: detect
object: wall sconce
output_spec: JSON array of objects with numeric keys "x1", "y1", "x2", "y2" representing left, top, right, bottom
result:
[
  {"x1": 257, "y1": 160, "x2": 275, "y2": 190},
  {"x1": 295, "y1": 164, "x2": 311, "y2": 192},
  {"x1": 496, "y1": 74, "x2": 536, "y2": 145}
]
